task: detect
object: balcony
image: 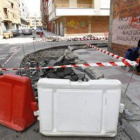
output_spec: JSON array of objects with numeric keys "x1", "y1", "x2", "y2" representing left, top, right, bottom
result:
[
  {"x1": 49, "y1": 1, "x2": 110, "y2": 21},
  {"x1": 3, "y1": 14, "x2": 12, "y2": 22},
  {"x1": 3, "y1": 8, "x2": 12, "y2": 22},
  {"x1": 55, "y1": 4, "x2": 94, "y2": 8},
  {"x1": 56, "y1": 8, "x2": 96, "y2": 16},
  {"x1": 54, "y1": 4, "x2": 95, "y2": 18}
]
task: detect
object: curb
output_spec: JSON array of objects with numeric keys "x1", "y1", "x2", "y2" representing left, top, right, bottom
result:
[{"x1": 122, "y1": 119, "x2": 140, "y2": 140}]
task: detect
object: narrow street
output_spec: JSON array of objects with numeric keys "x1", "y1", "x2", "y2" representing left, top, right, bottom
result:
[{"x1": 0, "y1": 31, "x2": 40, "y2": 68}]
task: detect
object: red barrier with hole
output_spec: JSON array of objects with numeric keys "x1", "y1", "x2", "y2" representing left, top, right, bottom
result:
[{"x1": 0, "y1": 74, "x2": 37, "y2": 131}]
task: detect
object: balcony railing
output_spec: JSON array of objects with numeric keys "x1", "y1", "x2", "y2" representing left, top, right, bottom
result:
[{"x1": 55, "y1": 4, "x2": 94, "y2": 8}]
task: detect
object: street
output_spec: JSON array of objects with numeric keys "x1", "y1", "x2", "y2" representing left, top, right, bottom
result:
[
  {"x1": 0, "y1": 31, "x2": 134, "y2": 140},
  {"x1": 0, "y1": 31, "x2": 108, "y2": 70},
  {"x1": 0, "y1": 31, "x2": 40, "y2": 68}
]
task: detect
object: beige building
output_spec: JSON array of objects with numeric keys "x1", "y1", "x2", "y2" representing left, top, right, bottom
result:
[
  {"x1": 19, "y1": 0, "x2": 30, "y2": 29},
  {"x1": 40, "y1": 0, "x2": 48, "y2": 29},
  {"x1": 41, "y1": 0, "x2": 110, "y2": 37},
  {"x1": 29, "y1": 12, "x2": 42, "y2": 29},
  {"x1": 0, "y1": 0, "x2": 21, "y2": 38}
]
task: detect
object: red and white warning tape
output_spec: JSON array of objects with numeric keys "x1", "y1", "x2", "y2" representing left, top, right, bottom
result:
[
  {"x1": 86, "y1": 43, "x2": 137, "y2": 65},
  {"x1": 72, "y1": 37, "x2": 107, "y2": 41},
  {"x1": 2, "y1": 46, "x2": 22, "y2": 67},
  {"x1": 0, "y1": 61, "x2": 137, "y2": 71}
]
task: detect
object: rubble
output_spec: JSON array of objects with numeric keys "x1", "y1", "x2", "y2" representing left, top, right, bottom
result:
[
  {"x1": 16, "y1": 46, "x2": 104, "y2": 97},
  {"x1": 41, "y1": 35, "x2": 96, "y2": 42},
  {"x1": 83, "y1": 34, "x2": 95, "y2": 38},
  {"x1": 84, "y1": 67, "x2": 104, "y2": 79},
  {"x1": 68, "y1": 45, "x2": 89, "y2": 51},
  {"x1": 42, "y1": 36, "x2": 70, "y2": 42}
]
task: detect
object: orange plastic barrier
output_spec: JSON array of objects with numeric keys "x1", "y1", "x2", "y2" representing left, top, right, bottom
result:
[{"x1": 0, "y1": 74, "x2": 37, "y2": 131}]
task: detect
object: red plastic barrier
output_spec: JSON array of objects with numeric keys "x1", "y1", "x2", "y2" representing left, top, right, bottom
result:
[{"x1": 0, "y1": 74, "x2": 37, "y2": 131}]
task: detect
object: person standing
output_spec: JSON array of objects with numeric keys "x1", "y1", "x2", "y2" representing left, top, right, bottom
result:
[{"x1": 135, "y1": 40, "x2": 140, "y2": 75}]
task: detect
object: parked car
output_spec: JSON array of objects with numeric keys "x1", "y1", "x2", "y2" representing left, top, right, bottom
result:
[
  {"x1": 22, "y1": 28, "x2": 32, "y2": 35},
  {"x1": 10, "y1": 29, "x2": 20, "y2": 37},
  {"x1": 21, "y1": 29, "x2": 25, "y2": 34},
  {"x1": 17, "y1": 29, "x2": 22, "y2": 35},
  {"x1": 3, "y1": 30, "x2": 13, "y2": 39},
  {"x1": 36, "y1": 27, "x2": 43, "y2": 34}
]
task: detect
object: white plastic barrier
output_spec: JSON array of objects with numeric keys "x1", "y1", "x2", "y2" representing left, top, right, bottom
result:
[{"x1": 37, "y1": 79, "x2": 122, "y2": 137}]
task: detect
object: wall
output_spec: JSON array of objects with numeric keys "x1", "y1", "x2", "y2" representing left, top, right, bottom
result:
[
  {"x1": 109, "y1": 0, "x2": 140, "y2": 56},
  {"x1": 52, "y1": 16, "x2": 109, "y2": 36},
  {"x1": 0, "y1": 0, "x2": 3, "y2": 37},
  {"x1": 66, "y1": 16, "x2": 89, "y2": 34},
  {"x1": 64, "y1": 16, "x2": 109, "y2": 36},
  {"x1": 12, "y1": 0, "x2": 21, "y2": 25},
  {"x1": 55, "y1": 0, "x2": 69, "y2": 7},
  {"x1": 91, "y1": 16, "x2": 109, "y2": 33}
]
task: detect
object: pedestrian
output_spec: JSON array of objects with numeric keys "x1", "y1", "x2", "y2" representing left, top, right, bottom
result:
[
  {"x1": 135, "y1": 40, "x2": 140, "y2": 75},
  {"x1": 40, "y1": 32, "x2": 43, "y2": 38},
  {"x1": 123, "y1": 39, "x2": 140, "y2": 72}
]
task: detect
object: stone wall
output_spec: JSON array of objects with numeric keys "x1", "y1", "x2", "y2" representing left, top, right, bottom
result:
[
  {"x1": 110, "y1": 0, "x2": 140, "y2": 56},
  {"x1": 66, "y1": 16, "x2": 89, "y2": 34}
]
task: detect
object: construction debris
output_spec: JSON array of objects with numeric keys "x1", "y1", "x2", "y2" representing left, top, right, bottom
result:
[{"x1": 16, "y1": 46, "x2": 104, "y2": 97}]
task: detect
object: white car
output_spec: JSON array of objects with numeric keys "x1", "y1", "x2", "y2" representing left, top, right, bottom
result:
[{"x1": 23, "y1": 29, "x2": 32, "y2": 35}]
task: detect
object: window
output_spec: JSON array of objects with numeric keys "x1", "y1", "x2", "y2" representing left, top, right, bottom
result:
[{"x1": 11, "y1": 3, "x2": 14, "y2": 8}]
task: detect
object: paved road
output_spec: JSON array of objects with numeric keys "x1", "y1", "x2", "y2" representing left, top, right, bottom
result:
[
  {"x1": 0, "y1": 32, "x2": 108, "y2": 70},
  {"x1": 0, "y1": 32, "x2": 131, "y2": 140}
]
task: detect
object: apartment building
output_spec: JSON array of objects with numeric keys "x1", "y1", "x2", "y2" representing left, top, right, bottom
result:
[
  {"x1": 44, "y1": 0, "x2": 110, "y2": 36},
  {"x1": 0, "y1": 0, "x2": 3, "y2": 38},
  {"x1": 0, "y1": 0, "x2": 21, "y2": 38},
  {"x1": 29, "y1": 12, "x2": 42, "y2": 29},
  {"x1": 19, "y1": 0, "x2": 30, "y2": 29},
  {"x1": 40, "y1": 0, "x2": 49, "y2": 29}
]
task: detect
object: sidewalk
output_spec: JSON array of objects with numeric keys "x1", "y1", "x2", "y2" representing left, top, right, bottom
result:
[
  {"x1": 73, "y1": 47, "x2": 140, "y2": 140},
  {"x1": 43, "y1": 30, "x2": 60, "y2": 37}
]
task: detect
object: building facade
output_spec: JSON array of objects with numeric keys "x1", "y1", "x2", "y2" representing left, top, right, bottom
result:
[
  {"x1": 0, "y1": 0, "x2": 3, "y2": 38},
  {"x1": 108, "y1": 0, "x2": 140, "y2": 57},
  {"x1": 0, "y1": 0, "x2": 21, "y2": 38},
  {"x1": 19, "y1": 0, "x2": 30, "y2": 29},
  {"x1": 40, "y1": 0, "x2": 49, "y2": 29},
  {"x1": 29, "y1": 12, "x2": 42, "y2": 29},
  {"x1": 42, "y1": 0, "x2": 110, "y2": 36}
]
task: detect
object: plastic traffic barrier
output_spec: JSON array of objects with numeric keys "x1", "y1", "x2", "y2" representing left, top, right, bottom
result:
[
  {"x1": 0, "y1": 74, "x2": 37, "y2": 131},
  {"x1": 37, "y1": 78, "x2": 122, "y2": 137}
]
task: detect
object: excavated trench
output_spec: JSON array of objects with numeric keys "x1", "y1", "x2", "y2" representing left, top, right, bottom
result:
[{"x1": 16, "y1": 45, "x2": 104, "y2": 97}]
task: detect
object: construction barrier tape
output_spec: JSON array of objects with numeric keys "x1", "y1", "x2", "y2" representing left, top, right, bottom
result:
[
  {"x1": 86, "y1": 43, "x2": 138, "y2": 66},
  {"x1": 0, "y1": 61, "x2": 137, "y2": 72},
  {"x1": 2, "y1": 46, "x2": 22, "y2": 67}
]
